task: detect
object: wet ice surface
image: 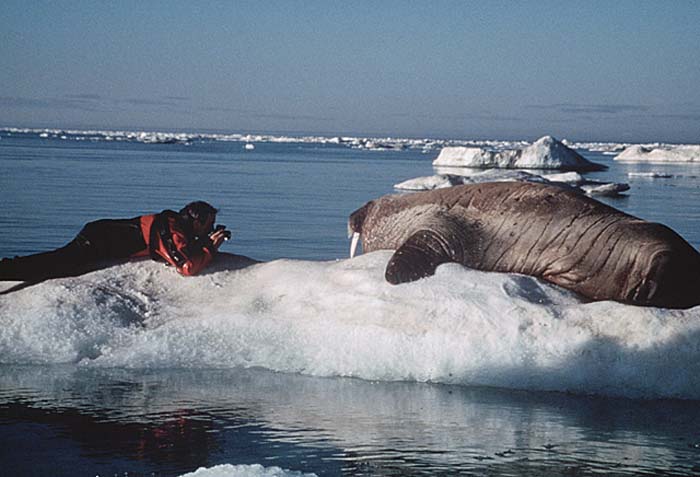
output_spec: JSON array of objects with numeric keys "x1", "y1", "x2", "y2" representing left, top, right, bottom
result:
[{"x1": 1, "y1": 253, "x2": 699, "y2": 400}]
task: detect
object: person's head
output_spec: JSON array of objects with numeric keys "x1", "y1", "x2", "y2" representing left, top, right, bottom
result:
[{"x1": 179, "y1": 201, "x2": 218, "y2": 236}]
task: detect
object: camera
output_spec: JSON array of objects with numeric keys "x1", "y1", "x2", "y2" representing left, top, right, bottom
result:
[{"x1": 213, "y1": 224, "x2": 232, "y2": 240}]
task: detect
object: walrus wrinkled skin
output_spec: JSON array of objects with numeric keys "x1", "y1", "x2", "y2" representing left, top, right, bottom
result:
[{"x1": 348, "y1": 182, "x2": 700, "y2": 309}]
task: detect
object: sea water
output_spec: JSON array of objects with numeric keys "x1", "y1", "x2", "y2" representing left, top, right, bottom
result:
[{"x1": 1, "y1": 131, "x2": 700, "y2": 476}]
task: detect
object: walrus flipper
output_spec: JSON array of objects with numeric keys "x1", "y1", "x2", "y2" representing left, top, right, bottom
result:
[{"x1": 385, "y1": 214, "x2": 475, "y2": 285}]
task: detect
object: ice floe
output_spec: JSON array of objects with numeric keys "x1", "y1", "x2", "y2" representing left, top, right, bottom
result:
[
  {"x1": 395, "y1": 169, "x2": 629, "y2": 197},
  {"x1": 616, "y1": 145, "x2": 700, "y2": 163},
  {"x1": 578, "y1": 182, "x2": 630, "y2": 196},
  {"x1": 180, "y1": 464, "x2": 316, "y2": 477},
  {"x1": 2, "y1": 253, "x2": 699, "y2": 399},
  {"x1": 393, "y1": 174, "x2": 468, "y2": 190},
  {"x1": 433, "y1": 136, "x2": 606, "y2": 171}
]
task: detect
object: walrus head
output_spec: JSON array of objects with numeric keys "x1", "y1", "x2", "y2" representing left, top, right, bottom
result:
[{"x1": 348, "y1": 200, "x2": 374, "y2": 258}]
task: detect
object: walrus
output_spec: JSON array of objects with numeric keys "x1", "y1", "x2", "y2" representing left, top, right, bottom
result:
[{"x1": 348, "y1": 182, "x2": 700, "y2": 309}]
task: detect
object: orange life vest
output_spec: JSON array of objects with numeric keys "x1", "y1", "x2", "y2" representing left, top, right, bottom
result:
[{"x1": 132, "y1": 211, "x2": 215, "y2": 276}]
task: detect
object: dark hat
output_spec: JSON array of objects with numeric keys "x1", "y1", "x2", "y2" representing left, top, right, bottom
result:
[{"x1": 180, "y1": 201, "x2": 218, "y2": 221}]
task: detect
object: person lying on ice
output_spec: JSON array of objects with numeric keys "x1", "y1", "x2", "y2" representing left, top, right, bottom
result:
[{"x1": 0, "y1": 201, "x2": 231, "y2": 283}]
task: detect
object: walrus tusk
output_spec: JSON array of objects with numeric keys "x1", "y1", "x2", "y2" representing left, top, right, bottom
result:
[{"x1": 350, "y1": 232, "x2": 360, "y2": 258}]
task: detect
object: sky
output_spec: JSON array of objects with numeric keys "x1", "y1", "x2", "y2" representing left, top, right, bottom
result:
[{"x1": 2, "y1": 0, "x2": 700, "y2": 142}]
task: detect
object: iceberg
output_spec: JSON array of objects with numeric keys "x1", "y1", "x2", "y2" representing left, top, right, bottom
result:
[
  {"x1": 433, "y1": 136, "x2": 606, "y2": 171},
  {"x1": 615, "y1": 145, "x2": 700, "y2": 163}
]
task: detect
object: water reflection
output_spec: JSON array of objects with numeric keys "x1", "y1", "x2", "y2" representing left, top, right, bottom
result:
[
  {"x1": 2, "y1": 403, "x2": 218, "y2": 472},
  {"x1": 1, "y1": 366, "x2": 699, "y2": 476}
]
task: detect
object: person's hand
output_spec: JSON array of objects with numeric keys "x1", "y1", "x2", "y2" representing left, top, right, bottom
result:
[{"x1": 208, "y1": 228, "x2": 230, "y2": 249}]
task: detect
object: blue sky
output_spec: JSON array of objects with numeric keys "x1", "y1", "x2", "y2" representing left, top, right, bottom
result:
[{"x1": 2, "y1": 0, "x2": 699, "y2": 142}]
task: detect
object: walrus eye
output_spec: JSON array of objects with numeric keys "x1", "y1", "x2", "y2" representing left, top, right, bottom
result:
[{"x1": 350, "y1": 232, "x2": 361, "y2": 258}]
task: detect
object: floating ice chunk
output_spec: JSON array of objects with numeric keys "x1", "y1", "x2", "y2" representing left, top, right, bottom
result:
[
  {"x1": 395, "y1": 170, "x2": 551, "y2": 190},
  {"x1": 434, "y1": 146, "x2": 511, "y2": 167},
  {"x1": 137, "y1": 132, "x2": 191, "y2": 144},
  {"x1": 354, "y1": 139, "x2": 407, "y2": 151},
  {"x1": 517, "y1": 136, "x2": 602, "y2": 170},
  {"x1": 543, "y1": 172, "x2": 629, "y2": 196},
  {"x1": 394, "y1": 174, "x2": 466, "y2": 190},
  {"x1": 569, "y1": 142, "x2": 630, "y2": 154},
  {"x1": 397, "y1": 169, "x2": 628, "y2": 196},
  {"x1": 616, "y1": 145, "x2": 700, "y2": 163},
  {"x1": 464, "y1": 169, "x2": 547, "y2": 183},
  {"x1": 579, "y1": 182, "x2": 630, "y2": 196},
  {"x1": 434, "y1": 136, "x2": 606, "y2": 171},
  {"x1": 428, "y1": 168, "x2": 549, "y2": 185},
  {"x1": 541, "y1": 171, "x2": 585, "y2": 186},
  {"x1": 180, "y1": 464, "x2": 317, "y2": 477},
  {"x1": 627, "y1": 171, "x2": 674, "y2": 178}
]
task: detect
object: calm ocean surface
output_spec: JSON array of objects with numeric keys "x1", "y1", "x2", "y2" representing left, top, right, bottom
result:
[{"x1": 1, "y1": 131, "x2": 700, "y2": 476}]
